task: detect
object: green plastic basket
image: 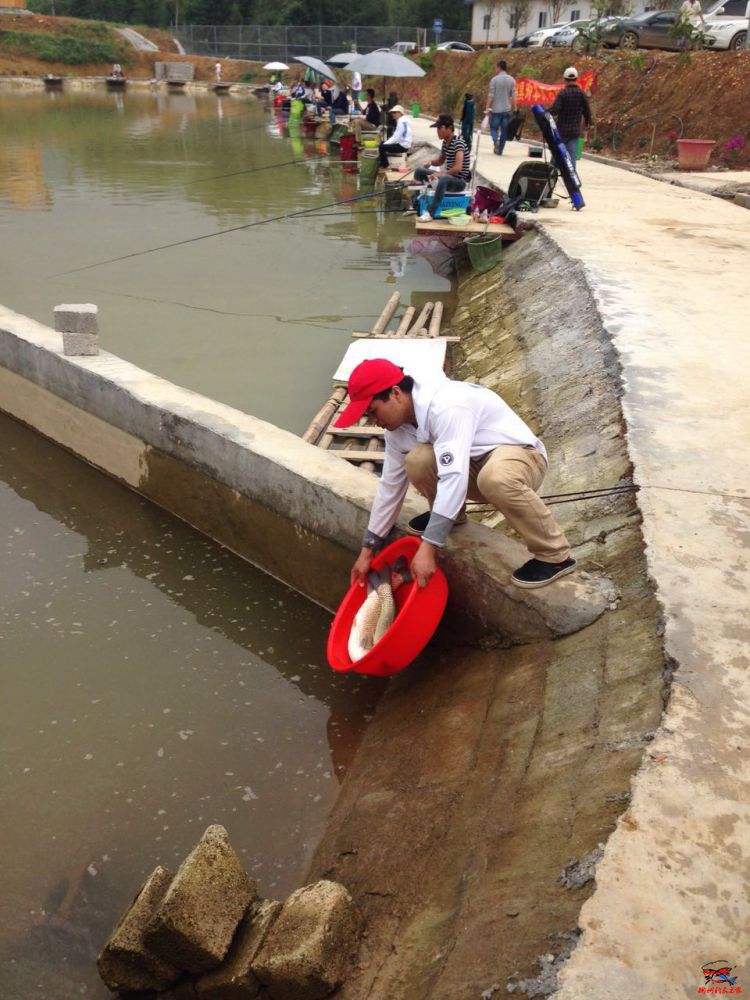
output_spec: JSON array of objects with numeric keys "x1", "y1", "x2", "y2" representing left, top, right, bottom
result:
[{"x1": 466, "y1": 234, "x2": 502, "y2": 274}]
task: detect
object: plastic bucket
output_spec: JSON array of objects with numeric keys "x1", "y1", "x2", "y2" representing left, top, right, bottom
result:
[
  {"x1": 326, "y1": 536, "x2": 448, "y2": 677},
  {"x1": 359, "y1": 149, "x2": 380, "y2": 182},
  {"x1": 472, "y1": 184, "x2": 505, "y2": 215},
  {"x1": 340, "y1": 133, "x2": 357, "y2": 162},
  {"x1": 466, "y1": 234, "x2": 502, "y2": 274},
  {"x1": 676, "y1": 139, "x2": 716, "y2": 171},
  {"x1": 289, "y1": 98, "x2": 304, "y2": 120}
]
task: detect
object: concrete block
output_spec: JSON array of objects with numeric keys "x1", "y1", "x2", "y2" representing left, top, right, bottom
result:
[
  {"x1": 252, "y1": 881, "x2": 363, "y2": 1000},
  {"x1": 62, "y1": 331, "x2": 99, "y2": 356},
  {"x1": 97, "y1": 866, "x2": 181, "y2": 993},
  {"x1": 144, "y1": 824, "x2": 256, "y2": 974},
  {"x1": 734, "y1": 192, "x2": 750, "y2": 209},
  {"x1": 195, "y1": 899, "x2": 282, "y2": 999},
  {"x1": 53, "y1": 303, "x2": 99, "y2": 335}
]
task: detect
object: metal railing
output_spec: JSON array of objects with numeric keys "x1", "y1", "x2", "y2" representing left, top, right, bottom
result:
[{"x1": 172, "y1": 24, "x2": 472, "y2": 61}]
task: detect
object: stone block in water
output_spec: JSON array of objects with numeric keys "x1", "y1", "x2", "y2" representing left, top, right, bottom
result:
[
  {"x1": 195, "y1": 898, "x2": 282, "y2": 999},
  {"x1": 144, "y1": 824, "x2": 256, "y2": 974},
  {"x1": 252, "y1": 880, "x2": 363, "y2": 1000},
  {"x1": 97, "y1": 865, "x2": 181, "y2": 993}
]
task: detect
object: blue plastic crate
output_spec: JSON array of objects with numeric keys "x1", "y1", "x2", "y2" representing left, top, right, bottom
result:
[{"x1": 418, "y1": 191, "x2": 471, "y2": 219}]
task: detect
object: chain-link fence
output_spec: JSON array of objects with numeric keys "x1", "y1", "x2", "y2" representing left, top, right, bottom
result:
[{"x1": 173, "y1": 24, "x2": 472, "y2": 62}]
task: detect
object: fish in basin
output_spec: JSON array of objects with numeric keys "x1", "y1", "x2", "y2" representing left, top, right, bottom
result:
[{"x1": 348, "y1": 556, "x2": 411, "y2": 662}]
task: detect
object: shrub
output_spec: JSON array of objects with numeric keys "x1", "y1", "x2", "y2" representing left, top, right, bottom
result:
[{"x1": 0, "y1": 27, "x2": 126, "y2": 64}]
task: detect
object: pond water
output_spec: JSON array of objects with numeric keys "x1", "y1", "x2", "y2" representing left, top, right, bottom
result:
[
  {"x1": 0, "y1": 412, "x2": 384, "y2": 999},
  {"x1": 0, "y1": 86, "x2": 454, "y2": 433}
]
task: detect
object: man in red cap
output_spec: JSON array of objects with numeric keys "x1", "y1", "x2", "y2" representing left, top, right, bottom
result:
[{"x1": 335, "y1": 359, "x2": 575, "y2": 590}]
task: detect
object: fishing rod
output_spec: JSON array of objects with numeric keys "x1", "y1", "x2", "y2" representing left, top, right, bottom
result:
[
  {"x1": 466, "y1": 483, "x2": 640, "y2": 511},
  {"x1": 189, "y1": 152, "x2": 332, "y2": 186},
  {"x1": 52, "y1": 187, "x2": 388, "y2": 278}
]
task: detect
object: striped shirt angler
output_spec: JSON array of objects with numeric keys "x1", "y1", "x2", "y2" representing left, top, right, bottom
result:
[{"x1": 442, "y1": 135, "x2": 471, "y2": 182}]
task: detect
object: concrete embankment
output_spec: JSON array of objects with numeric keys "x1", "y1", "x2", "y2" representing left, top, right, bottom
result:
[
  {"x1": 0, "y1": 303, "x2": 612, "y2": 644},
  {"x1": 305, "y1": 226, "x2": 665, "y2": 998},
  {"x1": 408, "y1": 120, "x2": 750, "y2": 996}
]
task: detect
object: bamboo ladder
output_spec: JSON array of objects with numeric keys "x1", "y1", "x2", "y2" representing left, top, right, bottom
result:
[{"x1": 302, "y1": 292, "x2": 459, "y2": 474}]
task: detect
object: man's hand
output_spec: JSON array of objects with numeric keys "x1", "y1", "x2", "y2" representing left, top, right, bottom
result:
[
  {"x1": 410, "y1": 541, "x2": 438, "y2": 589},
  {"x1": 350, "y1": 547, "x2": 374, "y2": 587}
]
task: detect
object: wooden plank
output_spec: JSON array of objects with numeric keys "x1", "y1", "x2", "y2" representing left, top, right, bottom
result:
[
  {"x1": 407, "y1": 302, "x2": 433, "y2": 337},
  {"x1": 395, "y1": 306, "x2": 415, "y2": 337},
  {"x1": 351, "y1": 332, "x2": 460, "y2": 342},
  {"x1": 384, "y1": 168, "x2": 415, "y2": 184},
  {"x1": 415, "y1": 218, "x2": 517, "y2": 238},
  {"x1": 331, "y1": 450, "x2": 385, "y2": 462},
  {"x1": 428, "y1": 301, "x2": 443, "y2": 338},
  {"x1": 328, "y1": 426, "x2": 385, "y2": 437},
  {"x1": 370, "y1": 292, "x2": 400, "y2": 337}
]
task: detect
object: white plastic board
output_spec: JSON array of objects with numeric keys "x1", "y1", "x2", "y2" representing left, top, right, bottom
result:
[{"x1": 333, "y1": 338, "x2": 447, "y2": 383}]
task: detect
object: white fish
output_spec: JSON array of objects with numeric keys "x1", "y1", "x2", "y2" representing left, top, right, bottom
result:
[{"x1": 348, "y1": 557, "x2": 411, "y2": 662}]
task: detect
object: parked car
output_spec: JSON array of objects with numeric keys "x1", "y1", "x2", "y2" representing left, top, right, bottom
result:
[
  {"x1": 527, "y1": 21, "x2": 572, "y2": 47},
  {"x1": 599, "y1": 10, "x2": 682, "y2": 49},
  {"x1": 509, "y1": 32, "x2": 533, "y2": 47},
  {"x1": 549, "y1": 19, "x2": 592, "y2": 46},
  {"x1": 703, "y1": 17, "x2": 748, "y2": 46},
  {"x1": 390, "y1": 41, "x2": 419, "y2": 54},
  {"x1": 436, "y1": 40, "x2": 476, "y2": 51},
  {"x1": 703, "y1": 0, "x2": 749, "y2": 48}
]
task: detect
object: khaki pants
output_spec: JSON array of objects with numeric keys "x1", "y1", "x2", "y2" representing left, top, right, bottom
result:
[
  {"x1": 353, "y1": 117, "x2": 379, "y2": 142},
  {"x1": 404, "y1": 443, "x2": 570, "y2": 563}
]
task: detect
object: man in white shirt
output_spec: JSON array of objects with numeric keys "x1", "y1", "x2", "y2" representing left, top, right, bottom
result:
[
  {"x1": 378, "y1": 105, "x2": 412, "y2": 167},
  {"x1": 335, "y1": 359, "x2": 575, "y2": 590},
  {"x1": 679, "y1": 0, "x2": 704, "y2": 27}
]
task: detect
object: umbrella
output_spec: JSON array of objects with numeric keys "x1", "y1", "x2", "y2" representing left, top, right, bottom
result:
[
  {"x1": 346, "y1": 50, "x2": 426, "y2": 79},
  {"x1": 328, "y1": 51, "x2": 360, "y2": 67},
  {"x1": 345, "y1": 49, "x2": 425, "y2": 104},
  {"x1": 293, "y1": 55, "x2": 338, "y2": 83},
  {"x1": 263, "y1": 61, "x2": 289, "y2": 71}
]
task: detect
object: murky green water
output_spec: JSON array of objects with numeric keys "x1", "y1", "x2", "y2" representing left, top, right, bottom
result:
[
  {"x1": 0, "y1": 412, "x2": 384, "y2": 998},
  {"x1": 0, "y1": 86, "x2": 453, "y2": 433},
  {"x1": 0, "y1": 88, "x2": 452, "y2": 997}
]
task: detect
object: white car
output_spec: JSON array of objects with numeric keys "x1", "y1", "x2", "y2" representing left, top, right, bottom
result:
[
  {"x1": 527, "y1": 21, "x2": 572, "y2": 47},
  {"x1": 436, "y1": 40, "x2": 476, "y2": 51},
  {"x1": 703, "y1": 18, "x2": 748, "y2": 46},
  {"x1": 703, "y1": 0, "x2": 749, "y2": 47}
]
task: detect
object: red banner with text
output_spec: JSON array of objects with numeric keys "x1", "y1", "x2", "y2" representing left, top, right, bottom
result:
[{"x1": 515, "y1": 69, "x2": 598, "y2": 106}]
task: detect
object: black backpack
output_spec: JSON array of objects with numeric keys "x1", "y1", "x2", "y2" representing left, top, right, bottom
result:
[{"x1": 508, "y1": 161, "x2": 559, "y2": 206}]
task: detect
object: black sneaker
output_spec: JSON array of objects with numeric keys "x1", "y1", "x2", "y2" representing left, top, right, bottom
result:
[
  {"x1": 511, "y1": 557, "x2": 577, "y2": 590},
  {"x1": 406, "y1": 510, "x2": 431, "y2": 536}
]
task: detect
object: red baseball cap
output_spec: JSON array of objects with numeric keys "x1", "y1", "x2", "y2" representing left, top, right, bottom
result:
[{"x1": 333, "y1": 358, "x2": 404, "y2": 428}]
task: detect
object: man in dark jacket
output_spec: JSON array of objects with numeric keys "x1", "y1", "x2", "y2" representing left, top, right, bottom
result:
[
  {"x1": 549, "y1": 67, "x2": 592, "y2": 165},
  {"x1": 353, "y1": 88, "x2": 382, "y2": 143}
]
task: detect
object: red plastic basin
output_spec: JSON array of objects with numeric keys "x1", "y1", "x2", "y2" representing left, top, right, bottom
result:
[{"x1": 327, "y1": 536, "x2": 449, "y2": 677}]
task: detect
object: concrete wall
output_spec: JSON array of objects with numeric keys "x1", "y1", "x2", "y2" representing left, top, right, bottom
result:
[{"x1": 0, "y1": 303, "x2": 612, "y2": 644}]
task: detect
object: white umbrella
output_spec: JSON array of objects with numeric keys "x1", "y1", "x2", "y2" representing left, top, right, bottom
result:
[
  {"x1": 293, "y1": 55, "x2": 338, "y2": 82},
  {"x1": 345, "y1": 49, "x2": 425, "y2": 105},
  {"x1": 328, "y1": 51, "x2": 360, "y2": 67},
  {"x1": 263, "y1": 61, "x2": 289, "y2": 71},
  {"x1": 346, "y1": 50, "x2": 426, "y2": 79}
]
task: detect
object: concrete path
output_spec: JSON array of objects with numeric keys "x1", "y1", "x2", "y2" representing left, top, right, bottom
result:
[
  {"x1": 114, "y1": 27, "x2": 159, "y2": 52},
  {"x1": 411, "y1": 119, "x2": 750, "y2": 997}
]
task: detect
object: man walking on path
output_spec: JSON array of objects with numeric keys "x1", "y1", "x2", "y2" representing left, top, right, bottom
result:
[
  {"x1": 485, "y1": 60, "x2": 516, "y2": 155},
  {"x1": 549, "y1": 67, "x2": 592, "y2": 166},
  {"x1": 335, "y1": 359, "x2": 576, "y2": 591}
]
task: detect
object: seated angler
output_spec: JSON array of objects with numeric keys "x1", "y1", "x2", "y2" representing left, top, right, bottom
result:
[
  {"x1": 378, "y1": 105, "x2": 412, "y2": 168},
  {"x1": 353, "y1": 89, "x2": 382, "y2": 144},
  {"x1": 414, "y1": 114, "x2": 471, "y2": 219}
]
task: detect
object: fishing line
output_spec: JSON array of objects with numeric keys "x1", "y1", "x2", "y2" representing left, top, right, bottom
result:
[
  {"x1": 188, "y1": 152, "x2": 332, "y2": 186},
  {"x1": 51, "y1": 188, "x2": 387, "y2": 278},
  {"x1": 466, "y1": 483, "x2": 640, "y2": 510}
]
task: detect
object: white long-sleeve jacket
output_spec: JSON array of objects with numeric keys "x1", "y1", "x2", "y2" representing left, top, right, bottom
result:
[{"x1": 363, "y1": 374, "x2": 547, "y2": 549}]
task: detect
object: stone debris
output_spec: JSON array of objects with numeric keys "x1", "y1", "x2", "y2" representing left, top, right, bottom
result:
[
  {"x1": 559, "y1": 844, "x2": 604, "y2": 890},
  {"x1": 144, "y1": 824, "x2": 256, "y2": 974},
  {"x1": 97, "y1": 866, "x2": 181, "y2": 993},
  {"x1": 98, "y1": 829, "x2": 363, "y2": 999},
  {"x1": 506, "y1": 930, "x2": 580, "y2": 997},
  {"x1": 252, "y1": 880, "x2": 363, "y2": 1000},
  {"x1": 195, "y1": 898, "x2": 282, "y2": 999}
]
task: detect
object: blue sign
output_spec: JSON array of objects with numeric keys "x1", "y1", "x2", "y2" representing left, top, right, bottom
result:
[{"x1": 433, "y1": 17, "x2": 443, "y2": 30}]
